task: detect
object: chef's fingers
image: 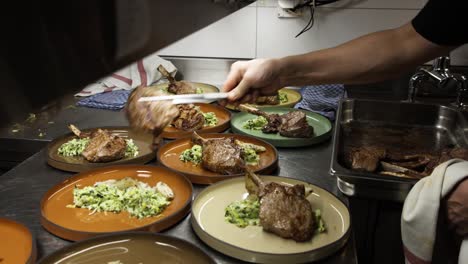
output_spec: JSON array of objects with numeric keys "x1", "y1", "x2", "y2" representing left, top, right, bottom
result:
[
  {"x1": 222, "y1": 61, "x2": 245, "y2": 93},
  {"x1": 228, "y1": 78, "x2": 252, "y2": 101}
]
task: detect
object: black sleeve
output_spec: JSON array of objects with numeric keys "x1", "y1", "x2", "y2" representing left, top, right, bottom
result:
[{"x1": 411, "y1": 0, "x2": 468, "y2": 46}]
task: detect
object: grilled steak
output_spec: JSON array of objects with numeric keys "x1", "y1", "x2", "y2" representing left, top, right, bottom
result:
[
  {"x1": 68, "y1": 125, "x2": 127, "y2": 163},
  {"x1": 246, "y1": 170, "x2": 314, "y2": 242},
  {"x1": 256, "y1": 95, "x2": 279, "y2": 105},
  {"x1": 349, "y1": 146, "x2": 386, "y2": 172},
  {"x1": 239, "y1": 104, "x2": 313, "y2": 138},
  {"x1": 171, "y1": 104, "x2": 205, "y2": 131},
  {"x1": 192, "y1": 132, "x2": 245, "y2": 175}
]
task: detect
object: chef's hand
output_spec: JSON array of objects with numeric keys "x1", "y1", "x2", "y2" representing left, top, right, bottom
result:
[
  {"x1": 446, "y1": 178, "x2": 468, "y2": 237},
  {"x1": 126, "y1": 87, "x2": 179, "y2": 148},
  {"x1": 221, "y1": 58, "x2": 283, "y2": 105}
]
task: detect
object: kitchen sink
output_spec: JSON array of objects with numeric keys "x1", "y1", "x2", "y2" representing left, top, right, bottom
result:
[{"x1": 330, "y1": 99, "x2": 468, "y2": 201}]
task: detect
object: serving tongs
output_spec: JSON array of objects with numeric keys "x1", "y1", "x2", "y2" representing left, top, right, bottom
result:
[{"x1": 138, "y1": 92, "x2": 228, "y2": 104}]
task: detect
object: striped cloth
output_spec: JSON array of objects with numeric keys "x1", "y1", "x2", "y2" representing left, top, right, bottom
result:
[
  {"x1": 75, "y1": 53, "x2": 177, "y2": 97},
  {"x1": 76, "y1": 90, "x2": 131, "y2": 110},
  {"x1": 294, "y1": 84, "x2": 345, "y2": 120}
]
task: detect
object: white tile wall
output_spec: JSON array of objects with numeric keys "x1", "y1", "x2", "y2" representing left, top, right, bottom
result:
[
  {"x1": 257, "y1": 7, "x2": 418, "y2": 58},
  {"x1": 157, "y1": 0, "x2": 468, "y2": 66},
  {"x1": 157, "y1": 7, "x2": 256, "y2": 59}
]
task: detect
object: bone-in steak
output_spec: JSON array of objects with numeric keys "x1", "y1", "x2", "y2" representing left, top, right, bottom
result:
[
  {"x1": 172, "y1": 104, "x2": 204, "y2": 131},
  {"x1": 246, "y1": 171, "x2": 314, "y2": 242},
  {"x1": 81, "y1": 129, "x2": 127, "y2": 163},
  {"x1": 192, "y1": 132, "x2": 245, "y2": 175}
]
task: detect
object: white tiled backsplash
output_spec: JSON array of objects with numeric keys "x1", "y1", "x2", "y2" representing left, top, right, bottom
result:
[{"x1": 157, "y1": 0, "x2": 468, "y2": 65}]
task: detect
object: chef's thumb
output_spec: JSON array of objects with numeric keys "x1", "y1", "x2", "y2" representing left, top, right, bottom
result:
[{"x1": 228, "y1": 78, "x2": 251, "y2": 101}]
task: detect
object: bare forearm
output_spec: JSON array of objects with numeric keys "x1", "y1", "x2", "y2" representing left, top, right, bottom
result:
[{"x1": 277, "y1": 23, "x2": 452, "y2": 86}]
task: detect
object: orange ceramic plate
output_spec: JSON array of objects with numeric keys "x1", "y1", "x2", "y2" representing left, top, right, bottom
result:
[
  {"x1": 47, "y1": 126, "x2": 156, "y2": 172},
  {"x1": 162, "y1": 103, "x2": 231, "y2": 139},
  {"x1": 0, "y1": 218, "x2": 36, "y2": 264},
  {"x1": 40, "y1": 165, "x2": 192, "y2": 241},
  {"x1": 157, "y1": 133, "x2": 278, "y2": 184}
]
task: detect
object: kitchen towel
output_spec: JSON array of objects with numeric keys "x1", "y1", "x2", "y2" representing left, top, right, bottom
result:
[
  {"x1": 76, "y1": 90, "x2": 132, "y2": 110},
  {"x1": 401, "y1": 159, "x2": 468, "y2": 264},
  {"x1": 294, "y1": 84, "x2": 345, "y2": 120},
  {"x1": 75, "y1": 53, "x2": 177, "y2": 96}
]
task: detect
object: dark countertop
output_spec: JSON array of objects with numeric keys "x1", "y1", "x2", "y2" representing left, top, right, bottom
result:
[{"x1": 0, "y1": 104, "x2": 357, "y2": 264}]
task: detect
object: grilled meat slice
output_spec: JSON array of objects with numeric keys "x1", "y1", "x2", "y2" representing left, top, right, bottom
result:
[
  {"x1": 349, "y1": 146, "x2": 386, "y2": 172},
  {"x1": 256, "y1": 95, "x2": 280, "y2": 105},
  {"x1": 192, "y1": 132, "x2": 245, "y2": 175},
  {"x1": 172, "y1": 104, "x2": 205, "y2": 131},
  {"x1": 246, "y1": 170, "x2": 314, "y2": 242},
  {"x1": 279, "y1": 111, "x2": 313, "y2": 138},
  {"x1": 68, "y1": 126, "x2": 127, "y2": 163},
  {"x1": 157, "y1": 65, "x2": 197, "y2": 94},
  {"x1": 238, "y1": 104, "x2": 313, "y2": 138}
]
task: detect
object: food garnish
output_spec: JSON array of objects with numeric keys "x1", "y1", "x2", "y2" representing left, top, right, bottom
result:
[
  {"x1": 69, "y1": 177, "x2": 173, "y2": 219},
  {"x1": 224, "y1": 197, "x2": 260, "y2": 228},
  {"x1": 242, "y1": 116, "x2": 268, "y2": 130}
]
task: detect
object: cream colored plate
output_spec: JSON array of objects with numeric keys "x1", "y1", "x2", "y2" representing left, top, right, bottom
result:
[{"x1": 191, "y1": 176, "x2": 351, "y2": 264}]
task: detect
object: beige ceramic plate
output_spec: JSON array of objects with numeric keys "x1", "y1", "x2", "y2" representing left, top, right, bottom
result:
[
  {"x1": 148, "y1": 81, "x2": 219, "y2": 95},
  {"x1": 40, "y1": 165, "x2": 192, "y2": 241},
  {"x1": 0, "y1": 218, "x2": 36, "y2": 264},
  {"x1": 191, "y1": 176, "x2": 351, "y2": 263},
  {"x1": 47, "y1": 126, "x2": 156, "y2": 172},
  {"x1": 157, "y1": 133, "x2": 278, "y2": 184},
  {"x1": 226, "y1": 88, "x2": 302, "y2": 110},
  {"x1": 38, "y1": 232, "x2": 215, "y2": 264},
  {"x1": 162, "y1": 103, "x2": 231, "y2": 139}
]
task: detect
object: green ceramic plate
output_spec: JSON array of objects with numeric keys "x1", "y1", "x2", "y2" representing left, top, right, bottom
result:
[{"x1": 231, "y1": 107, "x2": 332, "y2": 147}]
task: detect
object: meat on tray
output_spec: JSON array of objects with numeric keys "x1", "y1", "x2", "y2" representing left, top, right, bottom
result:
[
  {"x1": 245, "y1": 170, "x2": 314, "y2": 242},
  {"x1": 239, "y1": 104, "x2": 313, "y2": 138},
  {"x1": 68, "y1": 124, "x2": 127, "y2": 163},
  {"x1": 347, "y1": 145, "x2": 468, "y2": 179},
  {"x1": 192, "y1": 132, "x2": 245, "y2": 175}
]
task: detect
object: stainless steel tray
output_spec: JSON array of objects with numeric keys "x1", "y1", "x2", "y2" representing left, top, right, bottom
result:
[{"x1": 330, "y1": 99, "x2": 468, "y2": 201}]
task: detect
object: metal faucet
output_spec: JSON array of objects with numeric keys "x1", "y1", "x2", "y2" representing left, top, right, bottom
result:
[{"x1": 408, "y1": 56, "x2": 468, "y2": 110}]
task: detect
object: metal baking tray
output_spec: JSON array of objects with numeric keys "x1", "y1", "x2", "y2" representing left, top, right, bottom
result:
[{"x1": 330, "y1": 99, "x2": 468, "y2": 201}]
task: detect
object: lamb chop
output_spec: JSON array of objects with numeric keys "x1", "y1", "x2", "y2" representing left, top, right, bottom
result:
[
  {"x1": 171, "y1": 104, "x2": 205, "y2": 131},
  {"x1": 157, "y1": 65, "x2": 197, "y2": 94},
  {"x1": 255, "y1": 95, "x2": 280, "y2": 105},
  {"x1": 68, "y1": 124, "x2": 127, "y2": 163},
  {"x1": 238, "y1": 104, "x2": 313, "y2": 138},
  {"x1": 245, "y1": 170, "x2": 315, "y2": 242},
  {"x1": 191, "y1": 132, "x2": 245, "y2": 175}
]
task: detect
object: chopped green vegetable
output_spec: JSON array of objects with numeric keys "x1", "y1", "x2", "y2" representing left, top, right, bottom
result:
[
  {"x1": 225, "y1": 197, "x2": 260, "y2": 228},
  {"x1": 58, "y1": 138, "x2": 90, "y2": 156},
  {"x1": 242, "y1": 116, "x2": 268, "y2": 130},
  {"x1": 278, "y1": 91, "x2": 288, "y2": 103},
  {"x1": 71, "y1": 177, "x2": 173, "y2": 219},
  {"x1": 57, "y1": 138, "x2": 139, "y2": 158},
  {"x1": 179, "y1": 145, "x2": 202, "y2": 164},
  {"x1": 242, "y1": 147, "x2": 260, "y2": 165},
  {"x1": 314, "y1": 209, "x2": 326, "y2": 233},
  {"x1": 203, "y1": 112, "x2": 218, "y2": 126},
  {"x1": 124, "y1": 139, "x2": 139, "y2": 157},
  {"x1": 196, "y1": 87, "x2": 203, "y2": 94}
]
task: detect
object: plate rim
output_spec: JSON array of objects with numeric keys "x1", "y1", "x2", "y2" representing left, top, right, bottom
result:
[
  {"x1": 40, "y1": 165, "x2": 193, "y2": 241},
  {"x1": 230, "y1": 107, "x2": 332, "y2": 147},
  {"x1": 226, "y1": 88, "x2": 302, "y2": 110},
  {"x1": 0, "y1": 217, "x2": 37, "y2": 264},
  {"x1": 161, "y1": 103, "x2": 232, "y2": 139},
  {"x1": 46, "y1": 126, "x2": 157, "y2": 172},
  {"x1": 37, "y1": 231, "x2": 216, "y2": 264},
  {"x1": 190, "y1": 175, "x2": 351, "y2": 263},
  {"x1": 156, "y1": 133, "x2": 279, "y2": 184}
]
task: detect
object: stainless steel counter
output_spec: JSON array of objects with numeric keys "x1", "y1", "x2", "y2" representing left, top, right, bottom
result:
[{"x1": 0, "y1": 57, "x2": 356, "y2": 263}]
